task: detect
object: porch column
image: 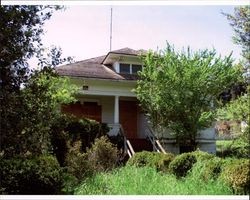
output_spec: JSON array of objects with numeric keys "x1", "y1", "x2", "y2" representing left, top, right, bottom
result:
[{"x1": 114, "y1": 95, "x2": 119, "y2": 124}]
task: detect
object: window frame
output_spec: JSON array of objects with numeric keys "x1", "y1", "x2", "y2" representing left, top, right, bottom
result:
[
  {"x1": 119, "y1": 63, "x2": 142, "y2": 74},
  {"x1": 131, "y1": 64, "x2": 142, "y2": 74},
  {"x1": 119, "y1": 63, "x2": 131, "y2": 74}
]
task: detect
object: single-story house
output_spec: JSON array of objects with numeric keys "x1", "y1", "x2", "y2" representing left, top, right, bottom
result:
[{"x1": 56, "y1": 48, "x2": 216, "y2": 155}]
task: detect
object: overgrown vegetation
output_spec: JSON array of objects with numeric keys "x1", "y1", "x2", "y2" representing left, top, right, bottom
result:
[
  {"x1": 1, "y1": 5, "x2": 249, "y2": 195},
  {"x1": 127, "y1": 151, "x2": 174, "y2": 172},
  {"x1": 75, "y1": 165, "x2": 232, "y2": 195},
  {"x1": 75, "y1": 150, "x2": 249, "y2": 195},
  {"x1": 0, "y1": 155, "x2": 63, "y2": 194},
  {"x1": 135, "y1": 44, "x2": 241, "y2": 150},
  {"x1": 219, "y1": 158, "x2": 250, "y2": 194}
]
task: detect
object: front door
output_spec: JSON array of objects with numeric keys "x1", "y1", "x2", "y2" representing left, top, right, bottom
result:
[{"x1": 119, "y1": 100, "x2": 138, "y2": 138}]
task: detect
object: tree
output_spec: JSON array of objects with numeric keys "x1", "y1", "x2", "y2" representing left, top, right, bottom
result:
[
  {"x1": 135, "y1": 44, "x2": 241, "y2": 150},
  {"x1": 219, "y1": 6, "x2": 250, "y2": 134},
  {"x1": 0, "y1": 6, "x2": 77, "y2": 157},
  {"x1": 223, "y1": 6, "x2": 250, "y2": 62},
  {"x1": 0, "y1": 6, "x2": 62, "y2": 90}
]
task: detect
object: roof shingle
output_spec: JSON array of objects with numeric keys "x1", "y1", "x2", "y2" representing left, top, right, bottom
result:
[{"x1": 56, "y1": 48, "x2": 144, "y2": 80}]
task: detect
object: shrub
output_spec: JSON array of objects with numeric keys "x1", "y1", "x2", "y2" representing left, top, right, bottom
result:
[
  {"x1": 190, "y1": 157, "x2": 223, "y2": 182},
  {"x1": 87, "y1": 136, "x2": 118, "y2": 173},
  {"x1": 169, "y1": 152, "x2": 197, "y2": 178},
  {"x1": 50, "y1": 114, "x2": 110, "y2": 166},
  {"x1": 216, "y1": 138, "x2": 249, "y2": 158},
  {"x1": 50, "y1": 114, "x2": 69, "y2": 166},
  {"x1": 65, "y1": 141, "x2": 91, "y2": 180},
  {"x1": 66, "y1": 117, "x2": 109, "y2": 151},
  {"x1": 61, "y1": 172, "x2": 79, "y2": 194},
  {"x1": 192, "y1": 150, "x2": 215, "y2": 161},
  {"x1": 219, "y1": 158, "x2": 250, "y2": 194},
  {"x1": 0, "y1": 155, "x2": 62, "y2": 194},
  {"x1": 127, "y1": 151, "x2": 175, "y2": 172}
]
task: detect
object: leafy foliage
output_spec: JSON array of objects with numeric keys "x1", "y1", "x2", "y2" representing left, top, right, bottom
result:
[
  {"x1": 190, "y1": 157, "x2": 223, "y2": 182},
  {"x1": 87, "y1": 136, "x2": 118, "y2": 173},
  {"x1": 191, "y1": 150, "x2": 215, "y2": 161},
  {"x1": 216, "y1": 138, "x2": 249, "y2": 159},
  {"x1": 65, "y1": 141, "x2": 91, "y2": 180},
  {"x1": 65, "y1": 136, "x2": 118, "y2": 181},
  {"x1": 127, "y1": 151, "x2": 174, "y2": 172},
  {"x1": 0, "y1": 6, "x2": 78, "y2": 157},
  {"x1": 0, "y1": 155, "x2": 63, "y2": 194},
  {"x1": 216, "y1": 87, "x2": 249, "y2": 158},
  {"x1": 217, "y1": 88, "x2": 249, "y2": 123},
  {"x1": 51, "y1": 114, "x2": 110, "y2": 166},
  {"x1": 223, "y1": 6, "x2": 250, "y2": 62},
  {"x1": 136, "y1": 44, "x2": 241, "y2": 148},
  {"x1": 219, "y1": 158, "x2": 250, "y2": 194},
  {"x1": 1, "y1": 67, "x2": 78, "y2": 157},
  {"x1": 169, "y1": 152, "x2": 197, "y2": 178}
]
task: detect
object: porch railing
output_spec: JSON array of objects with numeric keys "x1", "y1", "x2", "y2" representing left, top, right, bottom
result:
[
  {"x1": 119, "y1": 124, "x2": 135, "y2": 158},
  {"x1": 145, "y1": 124, "x2": 166, "y2": 154}
]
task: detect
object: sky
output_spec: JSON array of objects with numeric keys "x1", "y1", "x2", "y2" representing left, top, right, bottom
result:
[{"x1": 38, "y1": 4, "x2": 243, "y2": 64}]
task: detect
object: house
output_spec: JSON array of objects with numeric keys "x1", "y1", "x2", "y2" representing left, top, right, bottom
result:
[{"x1": 56, "y1": 47, "x2": 216, "y2": 155}]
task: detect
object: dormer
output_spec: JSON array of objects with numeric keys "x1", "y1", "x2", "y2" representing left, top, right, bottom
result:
[{"x1": 102, "y1": 48, "x2": 145, "y2": 74}]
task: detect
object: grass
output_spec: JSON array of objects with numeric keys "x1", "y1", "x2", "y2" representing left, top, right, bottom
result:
[
  {"x1": 216, "y1": 140, "x2": 233, "y2": 151},
  {"x1": 74, "y1": 165, "x2": 232, "y2": 195}
]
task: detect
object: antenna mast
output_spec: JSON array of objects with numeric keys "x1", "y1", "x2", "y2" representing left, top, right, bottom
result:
[{"x1": 110, "y1": 7, "x2": 113, "y2": 51}]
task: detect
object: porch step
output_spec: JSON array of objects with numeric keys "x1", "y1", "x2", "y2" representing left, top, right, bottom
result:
[{"x1": 128, "y1": 138, "x2": 153, "y2": 152}]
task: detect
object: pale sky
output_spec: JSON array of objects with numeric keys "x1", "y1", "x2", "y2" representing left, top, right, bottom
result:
[{"x1": 37, "y1": 4, "x2": 243, "y2": 64}]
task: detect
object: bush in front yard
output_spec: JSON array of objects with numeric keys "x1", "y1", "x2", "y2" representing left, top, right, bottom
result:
[
  {"x1": 87, "y1": 136, "x2": 118, "y2": 173},
  {"x1": 65, "y1": 141, "x2": 91, "y2": 180},
  {"x1": 192, "y1": 150, "x2": 215, "y2": 161},
  {"x1": 51, "y1": 114, "x2": 110, "y2": 166},
  {"x1": 169, "y1": 152, "x2": 197, "y2": 178},
  {"x1": 0, "y1": 155, "x2": 62, "y2": 194},
  {"x1": 127, "y1": 151, "x2": 175, "y2": 172},
  {"x1": 189, "y1": 157, "x2": 223, "y2": 182},
  {"x1": 219, "y1": 158, "x2": 250, "y2": 194}
]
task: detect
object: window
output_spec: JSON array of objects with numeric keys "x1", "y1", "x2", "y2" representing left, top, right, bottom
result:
[
  {"x1": 132, "y1": 64, "x2": 142, "y2": 74},
  {"x1": 119, "y1": 63, "x2": 142, "y2": 74},
  {"x1": 119, "y1": 63, "x2": 130, "y2": 74}
]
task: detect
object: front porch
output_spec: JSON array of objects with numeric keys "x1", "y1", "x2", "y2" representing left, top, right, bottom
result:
[{"x1": 62, "y1": 95, "x2": 148, "y2": 140}]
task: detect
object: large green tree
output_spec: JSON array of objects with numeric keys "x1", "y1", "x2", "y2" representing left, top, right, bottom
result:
[
  {"x1": 223, "y1": 6, "x2": 250, "y2": 62},
  {"x1": 135, "y1": 44, "x2": 241, "y2": 150},
  {"x1": 0, "y1": 6, "x2": 77, "y2": 157}
]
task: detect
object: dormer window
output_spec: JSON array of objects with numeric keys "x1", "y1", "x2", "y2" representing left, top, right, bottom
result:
[
  {"x1": 118, "y1": 63, "x2": 142, "y2": 74},
  {"x1": 120, "y1": 63, "x2": 130, "y2": 74},
  {"x1": 132, "y1": 64, "x2": 142, "y2": 74}
]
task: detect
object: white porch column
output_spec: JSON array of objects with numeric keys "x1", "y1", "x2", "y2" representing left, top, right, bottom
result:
[{"x1": 114, "y1": 95, "x2": 119, "y2": 123}]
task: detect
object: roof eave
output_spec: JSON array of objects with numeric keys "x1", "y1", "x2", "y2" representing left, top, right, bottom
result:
[
  {"x1": 59, "y1": 74, "x2": 137, "y2": 83},
  {"x1": 102, "y1": 52, "x2": 139, "y2": 65}
]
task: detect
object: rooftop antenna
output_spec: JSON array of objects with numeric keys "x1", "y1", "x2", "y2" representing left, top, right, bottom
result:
[{"x1": 110, "y1": 7, "x2": 113, "y2": 51}]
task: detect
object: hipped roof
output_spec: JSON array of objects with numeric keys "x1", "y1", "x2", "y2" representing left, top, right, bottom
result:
[{"x1": 56, "y1": 48, "x2": 145, "y2": 81}]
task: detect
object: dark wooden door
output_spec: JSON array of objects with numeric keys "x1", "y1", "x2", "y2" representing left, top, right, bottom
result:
[{"x1": 119, "y1": 100, "x2": 137, "y2": 138}]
